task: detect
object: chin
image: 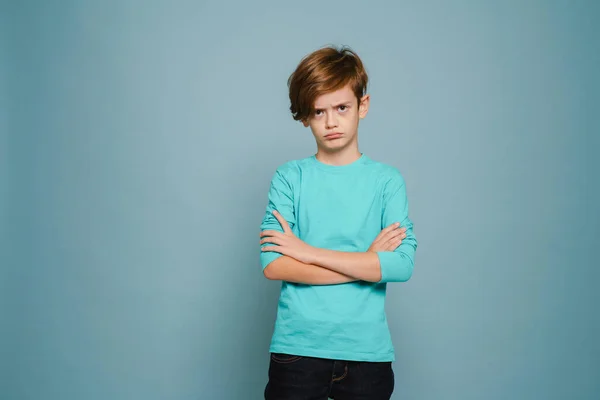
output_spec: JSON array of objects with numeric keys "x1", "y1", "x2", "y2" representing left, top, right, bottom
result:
[
  {"x1": 322, "y1": 143, "x2": 348, "y2": 153},
  {"x1": 321, "y1": 140, "x2": 342, "y2": 147}
]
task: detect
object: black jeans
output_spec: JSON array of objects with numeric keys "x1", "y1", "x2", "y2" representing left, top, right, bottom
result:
[{"x1": 264, "y1": 353, "x2": 395, "y2": 400}]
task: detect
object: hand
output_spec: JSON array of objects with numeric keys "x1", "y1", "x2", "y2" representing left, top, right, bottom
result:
[
  {"x1": 260, "y1": 210, "x2": 317, "y2": 264},
  {"x1": 368, "y1": 222, "x2": 406, "y2": 253}
]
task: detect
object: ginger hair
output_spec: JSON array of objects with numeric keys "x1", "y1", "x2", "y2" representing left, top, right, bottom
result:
[{"x1": 287, "y1": 46, "x2": 368, "y2": 122}]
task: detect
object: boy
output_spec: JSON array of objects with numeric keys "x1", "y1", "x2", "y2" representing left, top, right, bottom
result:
[{"x1": 259, "y1": 46, "x2": 417, "y2": 400}]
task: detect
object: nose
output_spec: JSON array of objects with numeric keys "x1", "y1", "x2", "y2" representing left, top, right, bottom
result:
[{"x1": 325, "y1": 112, "x2": 338, "y2": 129}]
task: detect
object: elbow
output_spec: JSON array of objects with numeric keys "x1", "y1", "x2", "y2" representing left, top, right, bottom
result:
[
  {"x1": 378, "y1": 260, "x2": 414, "y2": 283},
  {"x1": 394, "y1": 261, "x2": 415, "y2": 282},
  {"x1": 376, "y1": 249, "x2": 416, "y2": 283},
  {"x1": 381, "y1": 270, "x2": 413, "y2": 284},
  {"x1": 263, "y1": 265, "x2": 274, "y2": 280},
  {"x1": 262, "y1": 256, "x2": 290, "y2": 280},
  {"x1": 261, "y1": 254, "x2": 284, "y2": 280},
  {"x1": 397, "y1": 261, "x2": 415, "y2": 282},
  {"x1": 398, "y1": 268, "x2": 414, "y2": 282},
  {"x1": 380, "y1": 271, "x2": 413, "y2": 283},
  {"x1": 263, "y1": 264, "x2": 279, "y2": 280}
]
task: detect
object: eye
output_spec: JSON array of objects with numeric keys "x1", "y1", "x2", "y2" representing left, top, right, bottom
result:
[
  {"x1": 314, "y1": 109, "x2": 324, "y2": 116},
  {"x1": 338, "y1": 105, "x2": 348, "y2": 112}
]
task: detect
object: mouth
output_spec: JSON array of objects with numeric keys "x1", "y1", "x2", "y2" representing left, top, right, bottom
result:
[{"x1": 324, "y1": 133, "x2": 343, "y2": 140}]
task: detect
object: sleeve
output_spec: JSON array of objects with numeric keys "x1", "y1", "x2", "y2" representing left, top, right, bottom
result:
[
  {"x1": 376, "y1": 172, "x2": 418, "y2": 283},
  {"x1": 259, "y1": 169, "x2": 296, "y2": 270}
]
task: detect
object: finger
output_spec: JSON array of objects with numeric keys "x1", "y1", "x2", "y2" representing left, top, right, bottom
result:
[
  {"x1": 262, "y1": 245, "x2": 289, "y2": 255},
  {"x1": 385, "y1": 239, "x2": 402, "y2": 251},
  {"x1": 383, "y1": 237, "x2": 395, "y2": 250},
  {"x1": 384, "y1": 235, "x2": 403, "y2": 249},
  {"x1": 272, "y1": 210, "x2": 292, "y2": 234},
  {"x1": 380, "y1": 222, "x2": 400, "y2": 235},
  {"x1": 374, "y1": 225, "x2": 394, "y2": 243},
  {"x1": 380, "y1": 226, "x2": 403, "y2": 243},
  {"x1": 392, "y1": 230, "x2": 407, "y2": 241},
  {"x1": 260, "y1": 237, "x2": 282, "y2": 246},
  {"x1": 260, "y1": 230, "x2": 283, "y2": 238},
  {"x1": 261, "y1": 246, "x2": 281, "y2": 253},
  {"x1": 389, "y1": 227, "x2": 404, "y2": 238}
]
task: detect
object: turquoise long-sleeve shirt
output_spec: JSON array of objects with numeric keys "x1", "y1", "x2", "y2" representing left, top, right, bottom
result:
[{"x1": 260, "y1": 154, "x2": 417, "y2": 362}]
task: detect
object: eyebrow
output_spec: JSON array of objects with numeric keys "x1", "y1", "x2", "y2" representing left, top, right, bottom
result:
[{"x1": 314, "y1": 101, "x2": 353, "y2": 110}]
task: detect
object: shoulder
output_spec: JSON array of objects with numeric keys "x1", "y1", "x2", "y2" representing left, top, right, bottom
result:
[
  {"x1": 273, "y1": 157, "x2": 306, "y2": 177},
  {"x1": 365, "y1": 158, "x2": 406, "y2": 187},
  {"x1": 270, "y1": 156, "x2": 312, "y2": 187},
  {"x1": 274, "y1": 155, "x2": 316, "y2": 175}
]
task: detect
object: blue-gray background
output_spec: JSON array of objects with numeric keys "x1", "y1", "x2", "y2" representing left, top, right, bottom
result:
[{"x1": 3, "y1": 1, "x2": 599, "y2": 399}]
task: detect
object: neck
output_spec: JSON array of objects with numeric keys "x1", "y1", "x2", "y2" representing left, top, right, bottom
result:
[{"x1": 315, "y1": 143, "x2": 362, "y2": 166}]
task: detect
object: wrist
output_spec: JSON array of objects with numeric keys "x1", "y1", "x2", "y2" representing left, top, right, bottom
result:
[{"x1": 309, "y1": 247, "x2": 326, "y2": 266}]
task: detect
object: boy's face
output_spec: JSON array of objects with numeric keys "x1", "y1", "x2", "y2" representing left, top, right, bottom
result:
[{"x1": 302, "y1": 85, "x2": 370, "y2": 153}]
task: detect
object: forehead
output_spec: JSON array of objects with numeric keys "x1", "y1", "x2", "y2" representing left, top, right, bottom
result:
[{"x1": 314, "y1": 86, "x2": 356, "y2": 108}]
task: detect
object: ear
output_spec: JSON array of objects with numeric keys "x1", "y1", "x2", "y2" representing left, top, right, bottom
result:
[
  {"x1": 359, "y1": 94, "x2": 370, "y2": 119},
  {"x1": 302, "y1": 119, "x2": 310, "y2": 127}
]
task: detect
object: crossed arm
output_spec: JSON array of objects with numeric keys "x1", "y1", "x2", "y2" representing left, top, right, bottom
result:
[{"x1": 260, "y1": 210, "x2": 407, "y2": 285}]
